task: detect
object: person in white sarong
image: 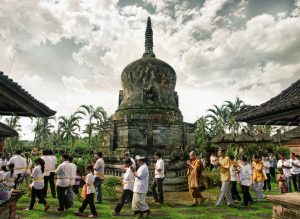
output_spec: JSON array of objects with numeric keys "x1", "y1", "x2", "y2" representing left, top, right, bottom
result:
[{"x1": 131, "y1": 155, "x2": 151, "y2": 217}]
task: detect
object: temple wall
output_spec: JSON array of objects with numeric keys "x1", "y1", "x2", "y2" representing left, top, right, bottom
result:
[
  {"x1": 100, "y1": 119, "x2": 194, "y2": 191},
  {"x1": 284, "y1": 139, "x2": 300, "y2": 155}
]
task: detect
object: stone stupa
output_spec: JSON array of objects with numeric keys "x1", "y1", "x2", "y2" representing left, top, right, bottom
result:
[{"x1": 101, "y1": 17, "x2": 195, "y2": 191}]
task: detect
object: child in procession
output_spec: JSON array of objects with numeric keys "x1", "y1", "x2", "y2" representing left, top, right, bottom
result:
[
  {"x1": 277, "y1": 168, "x2": 287, "y2": 193},
  {"x1": 75, "y1": 165, "x2": 97, "y2": 218}
]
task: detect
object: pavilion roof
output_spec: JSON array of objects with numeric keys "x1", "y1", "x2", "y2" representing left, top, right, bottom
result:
[
  {"x1": 282, "y1": 127, "x2": 300, "y2": 139},
  {"x1": 0, "y1": 71, "x2": 56, "y2": 117},
  {"x1": 0, "y1": 122, "x2": 18, "y2": 137},
  {"x1": 236, "y1": 79, "x2": 300, "y2": 125}
]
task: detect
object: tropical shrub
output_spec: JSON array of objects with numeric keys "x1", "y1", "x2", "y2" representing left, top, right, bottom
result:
[
  {"x1": 103, "y1": 176, "x2": 121, "y2": 199},
  {"x1": 202, "y1": 170, "x2": 221, "y2": 188}
]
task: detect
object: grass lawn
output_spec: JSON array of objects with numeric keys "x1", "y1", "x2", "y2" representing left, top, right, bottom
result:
[{"x1": 16, "y1": 182, "x2": 279, "y2": 219}]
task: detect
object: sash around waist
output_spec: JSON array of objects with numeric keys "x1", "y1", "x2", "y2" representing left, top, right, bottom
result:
[
  {"x1": 122, "y1": 181, "x2": 134, "y2": 185},
  {"x1": 94, "y1": 173, "x2": 104, "y2": 177},
  {"x1": 33, "y1": 177, "x2": 44, "y2": 182},
  {"x1": 240, "y1": 178, "x2": 250, "y2": 181},
  {"x1": 15, "y1": 167, "x2": 27, "y2": 170}
]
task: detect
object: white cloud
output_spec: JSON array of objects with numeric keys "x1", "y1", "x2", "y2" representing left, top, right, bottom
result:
[
  {"x1": 0, "y1": 0, "x2": 300, "y2": 140},
  {"x1": 199, "y1": 0, "x2": 233, "y2": 30},
  {"x1": 0, "y1": 0, "x2": 62, "y2": 52}
]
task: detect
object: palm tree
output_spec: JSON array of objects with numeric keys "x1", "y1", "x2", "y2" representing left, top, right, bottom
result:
[
  {"x1": 206, "y1": 105, "x2": 228, "y2": 136},
  {"x1": 224, "y1": 97, "x2": 245, "y2": 136},
  {"x1": 195, "y1": 116, "x2": 212, "y2": 146},
  {"x1": 4, "y1": 116, "x2": 21, "y2": 151},
  {"x1": 77, "y1": 105, "x2": 108, "y2": 151},
  {"x1": 33, "y1": 116, "x2": 55, "y2": 147},
  {"x1": 49, "y1": 131, "x2": 61, "y2": 148},
  {"x1": 5, "y1": 116, "x2": 21, "y2": 131},
  {"x1": 58, "y1": 113, "x2": 81, "y2": 151}
]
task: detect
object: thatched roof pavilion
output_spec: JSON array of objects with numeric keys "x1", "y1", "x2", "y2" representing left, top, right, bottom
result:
[{"x1": 236, "y1": 79, "x2": 300, "y2": 126}]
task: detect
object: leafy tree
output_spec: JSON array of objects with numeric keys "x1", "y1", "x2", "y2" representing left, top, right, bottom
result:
[
  {"x1": 33, "y1": 116, "x2": 55, "y2": 147},
  {"x1": 77, "y1": 105, "x2": 108, "y2": 151},
  {"x1": 5, "y1": 116, "x2": 21, "y2": 131},
  {"x1": 4, "y1": 116, "x2": 21, "y2": 151},
  {"x1": 48, "y1": 131, "x2": 61, "y2": 149},
  {"x1": 195, "y1": 116, "x2": 211, "y2": 149},
  {"x1": 224, "y1": 97, "x2": 244, "y2": 136},
  {"x1": 58, "y1": 113, "x2": 81, "y2": 151},
  {"x1": 206, "y1": 105, "x2": 228, "y2": 136}
]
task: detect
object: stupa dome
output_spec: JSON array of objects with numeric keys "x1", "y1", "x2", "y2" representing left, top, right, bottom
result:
[{"x1": 118, "y1": 17, "x2": 178, "y2": 112}]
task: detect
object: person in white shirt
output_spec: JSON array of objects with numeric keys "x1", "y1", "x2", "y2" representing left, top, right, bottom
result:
[
  {"x1": 41, "y1": 150, "x2": 52, "y2": 198},
  {"x1": 67, "y1": 156, "x2": 77, "y2": 207},
  {"x1": 131, "y1": 155, "x2": 151, "y2": 217},
  {"x1": 7, "y1": 150, "x2": 26, "y2": 189},
  {"x1": 25, "y1": 158, "x2": 50, "y2": 211},
  {"x1": 113, "y1": 158, "x2": 135, "y2": 216},
  {"x1": 93, "y1": 151, "x2": 105, "y2": 203},
  {"x1": 125, "y1": 152, "x2": 136, "y2": 169},
  {"x1": 75, "y1": 165, "x2": 97, "y2": 218},
  {"x1": 23, "y1": 152, "x2": 33, "y2": 192},
  {"x1": 229, "y1": 155, "x2": 241, "y2": 201},
  {"x1": 290, "y1": 153, "x2": 300, "y2": 192},
  {"x1": 262, "y1": 155, "x2": 271, "y2": 191},
  {"x1": 55, "y1": 154, "x2": 72, "y2": 211},
  {"x1": 49, "y1": 150, "x2": 57, "y2": 198},
  {"x1": 150, "y1": 152, "x2": 165, "y2": 204},
  {"x1": 4, "y1": 163, "x2": 17, "y2": 189},
  {"x1": 277, "y1": 153, "x2": 292, "y2": 192},
  {"x1": 123, "y1": 152, "x2": 136, "y2": 204},
  {"x1": 238, "y1": 156, "x2": 253, "y2": 207}
]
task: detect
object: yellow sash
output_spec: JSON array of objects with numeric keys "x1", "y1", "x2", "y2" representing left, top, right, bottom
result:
[
  {"x1": 122, "y1": 181, "x2": 134, "y2": 185},
  {"x1": 94, "y1": 173, "x2": 105, "y2": 179},
  {"x1": 16, "y1": 167, "x2": 27, "y2": 170},
  {"x1": 33, "y1": 177, "x2": 44, "y2": 182}
]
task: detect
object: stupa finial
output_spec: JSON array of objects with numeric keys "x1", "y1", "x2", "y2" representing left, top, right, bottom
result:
[{"x1": 143, "y1": 16, "x2": 155, "y2": 58}]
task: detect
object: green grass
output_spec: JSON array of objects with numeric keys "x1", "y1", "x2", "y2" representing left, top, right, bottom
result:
[{"x1": 16, "y1": 182, "x2": 279, "y2": 219}]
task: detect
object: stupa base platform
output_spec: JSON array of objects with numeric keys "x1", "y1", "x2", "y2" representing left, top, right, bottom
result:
[
  {"x1": 104, "y1": 163, "x2": 188, "y2": 192},
  {"x1": 267, "y1": 193, "x2": 300, "y2": 219}
]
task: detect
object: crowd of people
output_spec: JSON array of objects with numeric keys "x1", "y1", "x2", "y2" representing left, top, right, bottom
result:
[
  {"x1": 202, "y1": 148, "x2": 300, "y2": 207},
  {"x1": 0, "y1": 147, "x2": 299, "y2": 218},
  {"x1": 0, "y1": 150, "x2": 164, "y2": 218}
]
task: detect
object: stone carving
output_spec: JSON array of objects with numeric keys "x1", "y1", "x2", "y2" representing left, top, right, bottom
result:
[{"x1": 101, "y1": 17, "x2": 195, "y2": 191}]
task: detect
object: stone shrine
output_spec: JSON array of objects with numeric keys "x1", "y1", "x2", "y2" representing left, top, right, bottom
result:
[{"x1": 101, "y1": 17, "x2": 195, "y2": 191}]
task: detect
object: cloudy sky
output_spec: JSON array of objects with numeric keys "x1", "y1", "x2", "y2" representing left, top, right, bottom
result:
[{"x1": 1, "y1": 0, "x2": 300, "y2": 140}]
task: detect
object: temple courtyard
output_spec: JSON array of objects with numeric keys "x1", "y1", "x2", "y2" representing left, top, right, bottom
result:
[{"x1": 16, "y1": 183, "x2": 279, "y2": 219}]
